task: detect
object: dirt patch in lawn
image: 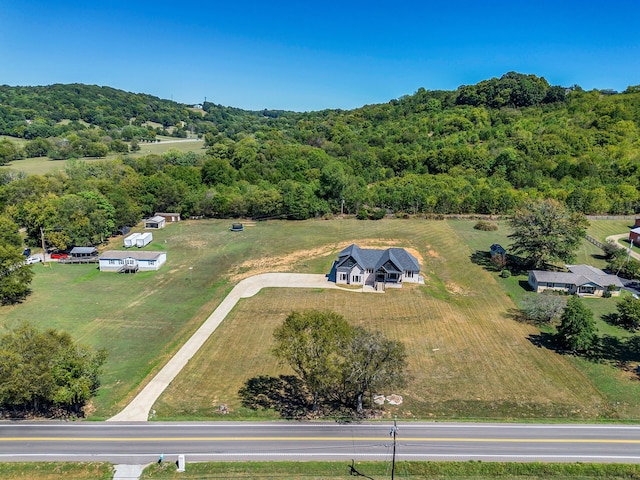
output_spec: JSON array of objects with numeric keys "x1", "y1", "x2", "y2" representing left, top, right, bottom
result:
[{"x1": 228, "y1": 239, "x2": 425, "y2": 282}]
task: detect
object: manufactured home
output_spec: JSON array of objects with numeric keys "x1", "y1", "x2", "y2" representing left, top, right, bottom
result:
[{"x1": 98, "y1": 250, "x2": 166, "y2": 273}]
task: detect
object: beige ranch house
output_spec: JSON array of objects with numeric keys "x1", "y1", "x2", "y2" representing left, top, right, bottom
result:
[
  {"x1": 528, "y1": 264, "x2": 623, "y2": 297},
  {"x1": 330, "y1": 244, "x2": 421, "y2": 288},
  {"x1": 99, "y1": 250, "x2": 167, "y2": 273}
]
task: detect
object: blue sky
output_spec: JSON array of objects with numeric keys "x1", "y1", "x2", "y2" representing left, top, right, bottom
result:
[{"x1": 1, "y1": 1, "x2": 638, "y2": 111}]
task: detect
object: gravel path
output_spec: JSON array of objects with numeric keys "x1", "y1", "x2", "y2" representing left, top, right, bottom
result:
[{"x1": 108, "y1": 273, "x2": 340, "y2": 422}]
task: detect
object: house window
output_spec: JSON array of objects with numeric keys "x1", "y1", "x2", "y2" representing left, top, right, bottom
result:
[
  {"x1": 406, "y1": 271, "x2": 413, "y2": 278},
  {"x1": 339, "y1": 273, "x2": 347, "y2": 281},
  {"x1": 353, "y1": 275, "x2": 361, "y2": 283},
  {"x1": 108, "y1": 259, "x2": 116, "y2": 265},
  {"x1": 149, "y1": 260, "x2": 156, "y2": 265}
]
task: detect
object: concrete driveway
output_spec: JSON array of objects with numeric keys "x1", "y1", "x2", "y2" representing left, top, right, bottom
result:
[{"x1": 109, "y1": 273, "x2": 340, "y2": 422}]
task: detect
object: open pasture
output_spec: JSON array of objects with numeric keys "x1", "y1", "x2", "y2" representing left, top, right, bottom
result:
[
  {"x1": 155, "y1": 219, "x2": 611, "y2": 421},
  {"x1": 2, "y1": 218, "x2": 638, "y2": 420}
]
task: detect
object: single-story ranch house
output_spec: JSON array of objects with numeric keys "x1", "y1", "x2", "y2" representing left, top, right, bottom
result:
[
  {"x1": 330, "y1": 244, "x2": 421, "y2": 288},
  {"x1": 99, "y1": 250, "x2": 167, "y2": 273},
  {"x1": 528, "y1": 264, "x2": 624, "y2": 297}
]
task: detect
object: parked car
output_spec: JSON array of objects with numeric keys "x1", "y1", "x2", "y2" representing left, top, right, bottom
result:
[
  {"x1": 50, "y1": 252, "x2": 68, "y2": 259},
  {"x1": 25, "y1": 256, "x2": 42, "y2": 264}
]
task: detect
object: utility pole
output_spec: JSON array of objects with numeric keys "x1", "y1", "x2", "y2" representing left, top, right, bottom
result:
[
  {"x1": 390, "y1": 417, "x2": 398, "y2": 480},
  {"x1": 40, "y1": 227, "x2": 47, "y2": 266}
]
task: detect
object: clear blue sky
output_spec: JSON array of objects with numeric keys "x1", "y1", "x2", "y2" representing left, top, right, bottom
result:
[{"x1": 1, "y1": 1, "x2": 638, "y2": 112}]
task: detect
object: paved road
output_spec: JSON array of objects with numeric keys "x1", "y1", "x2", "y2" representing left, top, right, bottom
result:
[
  {"x1": 3, "y1": 422, "x2": 640, "y2": 464},
  {"x1": 109, "y1": 274, "x2": 340, "y2": 422}
]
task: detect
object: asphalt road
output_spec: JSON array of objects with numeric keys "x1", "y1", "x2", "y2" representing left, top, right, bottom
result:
[{"x1": 3, "y1": 421, "x2": 640, "y2": 464}]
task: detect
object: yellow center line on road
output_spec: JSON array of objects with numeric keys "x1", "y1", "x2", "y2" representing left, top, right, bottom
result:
[{"x1": 2, "y1": 437, "x2": 640, "y2": 443}]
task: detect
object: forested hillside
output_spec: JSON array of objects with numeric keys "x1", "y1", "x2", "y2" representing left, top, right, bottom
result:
[{"x1": 1, "y1": 73, "x2": 640, "y2": 250}]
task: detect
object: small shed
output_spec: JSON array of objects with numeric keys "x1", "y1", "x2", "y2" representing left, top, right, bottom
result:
[
  {"x1": 155, "y1": 212, "x2": 181, "y2": 222},
  {"x1": 230, "y1": 223, "x2": 244, "y2": 232},
  {"x1": 144, "y1": 216, "x2": 166, "y2": 229},
  {"x1": 69, "y1": 246, "x2": 98, "y2": 258},
  {"x1": 634, "y1": 218, "x2": 640, "y2": 228},
  {"x1": 630, "y1": 227, "x2": 640, "y2": 245},
  {"x1": 490, "y1": 244, "x2": 506, "y2": 257}
]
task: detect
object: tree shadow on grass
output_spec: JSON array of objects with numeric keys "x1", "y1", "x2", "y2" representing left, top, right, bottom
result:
[
  {"x1": 470, "y1": 250, "x2": 495, "y2": 270},
  {"x1": 594, "y1": 335, "x2": 640, "y2": 364},
  {"x1": 527, "y1": 332, "x2": 561, "y2": 352},
  {"x1": 238, "y1": 375, "x2": 312, "y2": 419}
]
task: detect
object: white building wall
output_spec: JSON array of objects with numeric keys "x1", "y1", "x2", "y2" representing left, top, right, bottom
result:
[{"x1": 349, "y1": 266, "x2": 364, "y2": 285}]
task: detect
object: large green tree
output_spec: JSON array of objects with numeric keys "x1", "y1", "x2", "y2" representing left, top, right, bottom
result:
[
  {"x1": 272, "y1": 310, "x2": 352, "y2": 411},
  {"x1": 0, "y1": 215, "x2": 33, "y2": 305},
  {"x1": 271, "y1": 310, "x2": 408, "y2": 415},
  {"x1": 615, "y1": 296, "x2": 640, "y2": 331},
  {"x1": 556, "y1": 296, "x2": 597, "y2": 353},
  {"x1": 509, "y1": 199, "x2": 588, "y2": 269},
  {"x1": 340, "y1": 327, "x2": 407, "y2": 414},
  {"x1": 0, "y1": 322, "x2": 107, "y2": 414}
]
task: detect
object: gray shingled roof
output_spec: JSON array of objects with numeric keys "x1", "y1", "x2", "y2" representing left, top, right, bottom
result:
[
  {"x1": 337, "y1": 244, "x2": 420, "y2": 272},
  {"x1": 70, "y1": 246, "x2": 98, "y2": 255},
  {"x1": 530, "y1": 265, "x2": 623, "y2": 288},
  {"x1": 99, "y1": 250, "x2": 165, "y2": 261}
]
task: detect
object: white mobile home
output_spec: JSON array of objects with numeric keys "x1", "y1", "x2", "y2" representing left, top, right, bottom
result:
[
  {"x1": 136, "y1": 232, "x2": 153, "y2": 248},
  {"x1": 99, "y1": 250, "x2": 167, "y2": 272},
  {"x1": 124, "y1": 233, "x2": 141, "y2": 248}
]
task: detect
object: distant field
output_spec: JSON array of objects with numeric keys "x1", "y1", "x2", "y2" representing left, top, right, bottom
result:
[
  {"x1": 0, "y1": 136, "x2": 204, "y2": 176},
  {"x1": 2, "y1": 218, "x2": 638, "y2": 421}
]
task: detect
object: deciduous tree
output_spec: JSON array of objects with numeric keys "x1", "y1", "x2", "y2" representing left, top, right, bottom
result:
[{"x1": 509, "y1": 199, "x2": 588, "y2": 269}]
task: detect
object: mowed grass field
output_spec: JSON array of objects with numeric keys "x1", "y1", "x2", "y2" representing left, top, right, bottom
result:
[
  {"x1": 154, "y1": 219, "x2": 630, "y2": 421},
  {"x1": 2, "y1": 218, "x2": 637, "y2": 420}
]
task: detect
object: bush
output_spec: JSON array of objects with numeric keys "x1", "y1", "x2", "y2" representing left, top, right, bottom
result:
[
  {"x1": 371, "y1": 208, "x2": 386, "y2": 220},
  {"x1": 356, "y1": 208, "x2": 370, "y2": 220},
  {"x1": 474, "y1": 220, "x2": 498, "y2": 231},
  {"x1": 500, "y1": 269, "x2": 511, "y2": 278}
]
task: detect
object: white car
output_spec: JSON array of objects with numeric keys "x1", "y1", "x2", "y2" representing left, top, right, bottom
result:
[{"x1": 25, "y1": 256, "x2": 42, "y2": 264}]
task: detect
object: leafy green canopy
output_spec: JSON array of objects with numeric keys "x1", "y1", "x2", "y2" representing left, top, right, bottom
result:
[
  {"x1": 509, "y1": 199, "x2": 588, "y2": 269},
  {"x1": 272, "y1": 310, "x2": 407, "y2": 415},
  {"x1": 556, "y1": 296, "x2": 597, "y2": 353},
  {"x1": 0, "y1": 322, "x2": 107, "y2": 415}
]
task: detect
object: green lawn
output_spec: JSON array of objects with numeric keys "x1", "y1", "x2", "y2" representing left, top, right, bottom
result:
[
  {"x1": 142, "y1": 461, "x2": 640, "y2": 479},
  {"x1": 0, "y1": 462, "x2": 112, "y2": 480}
]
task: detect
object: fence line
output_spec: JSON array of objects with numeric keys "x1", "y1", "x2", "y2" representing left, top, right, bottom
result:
[{"x1": 585, "y1": 235, "x2": 605, "y2": 250}]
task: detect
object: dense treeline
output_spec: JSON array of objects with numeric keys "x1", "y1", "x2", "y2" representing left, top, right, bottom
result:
[{"x1": 1, "y1": 73, "x2": 640, "y2": 248}]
